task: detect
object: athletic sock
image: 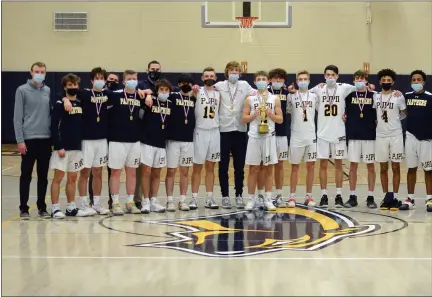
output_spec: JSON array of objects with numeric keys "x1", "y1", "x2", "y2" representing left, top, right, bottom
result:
[
  {"x1": 276, "y1": 189, "x2": 282, "y2": 196},
  {"x1": 306, "y1": 193, "x2": 312, "y2": 198},
  {"x1": 350, "y1": 191, "x2": 356, "y2": 196},
  {"x1": 180, "y1": 195, "x2": 186, "y2": 202},
  {"x1": 336, "y1": 188, "x2": 342, "y2": 195},
  {"x1": 248, "y1": 194, "x2": 255, "y2": 201},
  {"x1": 167, "y1": 196, "x2": 174, "y2": 202},
  {"x1": 112, "y1": 194, "x2": 119, "y2": 204},
  {"x1": 258, "y1": 190, "x2": 264, "y2": 196},
  {"x1": 66, "y1": 202, "x2": 76, "y2": 211},
  {"x1": 265, "y1": 192, "x2": 272, "y2": 200},
  {"x1": 143, "y1": 197, "x2": 150, "y2": 204},
  {"x1": 427, "y1": 195, "x2": 432, "y2": 200},
  {"x1": 126, "y1": 195, "x2": 134, "y2": 203},
  {"x1": 192, "y1": 193, "x2": 198, "y2": 199},
  {"x1": 80, "y1": 196, "x2": 89, "y2": 207},
  {"x1": 290, "y1": 193, "x2": 296, "y2": 199},
  {"x1": 93, "y1": 196, "x2": 101, "y2": 206},
  {"x1": 52, "y1": 203, "x2": 60, "y2": 212},
  {"x1": 321, "y1": 189, "x2": 327, "y2": 196},
  {"x1": 368, "y1": 191, "x2": 374, "y2": 197},
  {"x1": 394, "y1": 193, "x2": 398, "y2": 199},
  {"x1": 206, "y1": 192, "x2": 212, "y2": 198},
  {"x1": 408, "y1": 194, "x2": 414, "y2": 199}
]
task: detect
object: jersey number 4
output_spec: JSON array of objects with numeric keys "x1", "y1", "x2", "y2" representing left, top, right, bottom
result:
[
  {"x1": 324, "y1": 104, "x2": 338, "y2": 117},
  {"x1": 203, "y1": 106, "x2": 215, "y2": 119}
]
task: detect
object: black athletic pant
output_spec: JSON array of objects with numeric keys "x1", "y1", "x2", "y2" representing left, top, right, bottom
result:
[
  {"x1": 19, "y1": 138, "x2": 51, "y2": 213},
  {"x1": 219, "y1": 131, "x2": 248, "y2": 197},
  {"x1": 89, "y1": 167, "x2": 112, "y2": 209}
]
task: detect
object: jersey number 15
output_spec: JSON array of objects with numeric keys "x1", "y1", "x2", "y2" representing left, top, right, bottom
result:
[{"x1": 203, "y1": 106, "x2": 215, "y2": 119}]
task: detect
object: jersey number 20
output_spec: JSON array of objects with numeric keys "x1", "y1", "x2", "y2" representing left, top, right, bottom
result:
[
  {"x1": 324, "y1": 104, "x2": 338, "y2": 116},
  {"x1": 203, "y1": 106, "x2": 215, "y2": 119}
]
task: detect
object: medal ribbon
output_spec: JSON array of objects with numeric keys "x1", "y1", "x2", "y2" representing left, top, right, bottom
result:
[
  {"x1": 91, "y1": 89, "x2": 103, "y2": 118},
  {"x1": 227, "y1": 81, "x2": 238, "y2": 108},
  {"x1": 157, "y1": 97, "x2": 169, "y2": 125},
  {"x1": 124, "y1": 90, "x2": 137, "y2": 116},
  {"x1": 179, "y1": 92, "x2": 190, "y2": 122},
  {"x1": 325, "y1": 84, "x2": 338, "y2": 106},
  {"x1": 357, "y1": 90, "x2": 367, "y2": 115}
]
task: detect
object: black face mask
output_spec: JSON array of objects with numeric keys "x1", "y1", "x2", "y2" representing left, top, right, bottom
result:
[
  {"x1": 106, "y1": 81, "x2": 119, "y2": 90},
  {"x1": 381, "y1": 83, "x2": 392, "y2": 91},
  {"x1": 148, "y1": 71, "x2": 161, "y2": 81},
  {"x1": 204, "y1": 79, "x2": 215, "y2": 87},
  {"x1": 66, "y1": 88, "x2": 79, "y2": 96},
  {"x1": 180, "y1": 85, "x2": 192, "y2": 93}
]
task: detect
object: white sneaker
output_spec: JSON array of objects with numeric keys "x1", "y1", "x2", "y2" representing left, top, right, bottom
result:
[
  {"x1": 52, "y1": 209, "x2": 65, "y2": 219},
  {"x1": 150, "y1": 198, "x2": 166, "y2": 213},
  {"x1": 287, "y1": 198, "x2": 296, "y2": 208},
  {"x1": 141, "y1": 199, "x2": 150, "y2": 214},
  {"x1": 264, "y1": 197, "x2": 276, "y2": 211},
  {"x1": 178, "y1": 200, "x2": 190, "y2": 211},
  {"x1": 92, "y1": 204, "x2": 110, "y2": 215},
  {"x1": 125, "y1": 201, "x2": 141, "y2": 214},
  {"x1": 66, "y1": 208, "x2": 88, "y2": 217},
  {"x1": 304, "y1": 197, "x2": 316, "y2": 207},
  {"x1": 166, "y1": 200, "x2": 176, "y2": 212},
  {"x1": 112, "y1": 201, "x2": 124, "y2": 216},
  {"x1": 81, "y1": 206, "x2": 97, "y2": 216},
  {"x1": 245, "y1": 199, "x2": 256, "y2": 211}
]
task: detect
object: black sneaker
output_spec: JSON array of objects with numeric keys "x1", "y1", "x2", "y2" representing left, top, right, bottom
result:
[
  {"x1": 389, "y1": 198, "x2": 402, "y2": 211},
  {"x1": 335, "y1": 195, "x2": 344, "y2": 208},
  {"x1": 135, "y1": 201, "x2": 142, "y2": 210},
  {"x1": 20, "y1": 211, "x2": 30, "y2": 220},
  {"x1": 399, "y1": 198, "x2": 415, "y2": 211},
  {"x1": 343, "y1": 195, "x2": 358, "y2": 208},
  {"x1": 426, "y1": 199, "x2": 432, "y2": 212},
  {"x1": 380, "y1": 192, "x2": 394, "y2": 210},
  {"x1": 38, "y1": 209, "x2": 51, "y2": 218},
  {"x1": 366, "y1": 196, "x2": 377, "y2": 209},
  {"x1": 65, "y1": 208, "x2": 87, "y2": 217},
  {"x1": 319, "y1": 195, "x2": 329, "y2": 208}
]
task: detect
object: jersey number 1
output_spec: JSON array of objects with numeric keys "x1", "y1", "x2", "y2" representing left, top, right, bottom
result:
[
  {"x1": 203, "y1": 106, "x2": 215, "y2": 119},
  {"x1": 324, "y1": 104, "x2": 338, "y2": 116}
]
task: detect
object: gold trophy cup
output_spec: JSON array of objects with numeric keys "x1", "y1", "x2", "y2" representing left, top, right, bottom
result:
[{"x1": 258, "y1": 100, "x2": 269, "y2": 134}]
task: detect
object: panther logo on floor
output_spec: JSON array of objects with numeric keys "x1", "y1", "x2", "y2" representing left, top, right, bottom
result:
[{"x1": 127, "y1": 206, "x2": 380, "y2": 257}]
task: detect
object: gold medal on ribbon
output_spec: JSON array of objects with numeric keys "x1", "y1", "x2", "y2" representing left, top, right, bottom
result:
[
  {"x1": 97, "y1": 116, "x2": 100, "y2": 122},
  {"x1": 130, "y1": 115, "x2": 133, "y2": 121}
]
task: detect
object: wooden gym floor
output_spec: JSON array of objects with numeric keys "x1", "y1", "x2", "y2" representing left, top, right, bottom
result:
[{"x1": 1, "y1": 144, "x2": 431, "y2": 296}]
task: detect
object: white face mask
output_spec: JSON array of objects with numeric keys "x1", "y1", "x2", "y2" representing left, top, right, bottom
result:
[{"x1": 158, "y1": 93, "x2": 169, "y2": 101}]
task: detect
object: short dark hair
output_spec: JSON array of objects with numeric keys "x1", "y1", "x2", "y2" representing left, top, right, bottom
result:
[
  {"x1": 148, "y1": 60, "x2": 161, "y2": 70},
  {"x1": 269, "y1": 68, "x2": 287, "y2": 79},
  {"x1": 377, "y1": 68, "x2": 397, "y2": 81},
  {"x1": 353, "y1": 70, "x2": 368, "y2": 80},
  {"x1": 324, "y1": 65, "x2": 339, "y2": 75},
  {"x1": 107, "y1": 72, "x2": 119, "y2": 79},
  {"x1": 178, "y1": 73, "x2": 194, "y2": 84},
  {"x1": 155, "y1": 78, "x2": 172, "y2": 93},
  {"x1": 410, "y1": 70, "x2": 427, "y2": 82},
  {"x1": 90, "y1": 67, "x2": 108, "y2": 80},
  {"x1": 62, "y1": 73, "x2": 81, "y2": 87},
  {"x1": 254, "y1": 70, "x2": 269, "y2": 80},
  {"x1": 30, "y1": 62, "x2": 46, "y2": 71}
]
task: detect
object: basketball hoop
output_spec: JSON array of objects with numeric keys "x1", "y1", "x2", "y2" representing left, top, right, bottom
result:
[{"x1": 235, "y1": 17, "x2": 258, "y2": 43}]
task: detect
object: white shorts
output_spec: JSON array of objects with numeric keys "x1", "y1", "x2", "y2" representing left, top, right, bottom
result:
[
  {"x1": 140, "y1": 144, "x2": 167, "y2": 168},
  {"x1": 317, "y1": 138, "x2": 346, "y2": 160},
  {"x1": 289, "y1": 143, "x2": 317, "y2": 164},
  {"x1": 166, "y1": 141, "x2": 194, "y2": 168},
  {"x1": 276, "y1": 136, "x2": 289, "y2": 161},
  {"x1": 108, "y1": 141, "x2": 141, "y2": 169},
  {"x1": 245, "y1": 136, "x2": 278, "y2": 166},
  {"x1": 405, "y1": 133, "x2": 432, "y2": 171},
  {"x1": 81, "y1": 139, "x2": 108, "y2": 168},
  {"x1": 49, "y1": 150, "x2": 83, "y2": 173},
  {"x1": 348, "y1": 140, "x2": 376, "y2": 164},
  {"x1": 193, "y1": 128, "x2": 220, "y2": 164},
  {"x1": 375, "y1": 134, "x2": 404, "y2": 163}
]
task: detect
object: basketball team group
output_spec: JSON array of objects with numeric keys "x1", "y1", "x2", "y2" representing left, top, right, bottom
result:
[{"x1": 13, "y1": 60, "x2": 432, "y2": 219}]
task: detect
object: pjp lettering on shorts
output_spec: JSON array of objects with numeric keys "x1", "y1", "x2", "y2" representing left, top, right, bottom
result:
[
  {"x1": 75, "y1": 159, "x2": 84, "y2": 170},
  {"x1": 391, "y1": 153, "x2": 403, "y2": 161},
  {"x1": 279, "y1": 151, "x2": 288, "y2": 159},
  {"x1": 99, "y1": 156, "x2": 108, "y2": 165},
  {"x1": 211, "y1": 152, "x2": 220, "y2": 160},
  {"x1": 182, "y1": 157, "x2": 192, "y2": 165}
]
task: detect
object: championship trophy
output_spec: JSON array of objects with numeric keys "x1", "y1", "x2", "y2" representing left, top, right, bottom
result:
[{"x1": 258, "y1": 94, "x2": 269, "y2": 134}]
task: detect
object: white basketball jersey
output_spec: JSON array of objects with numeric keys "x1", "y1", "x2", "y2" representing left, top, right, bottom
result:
[
  {"x1": 248, "y1": 92, "x2": 276, "y2": 138},
  {"x1": 195, "y1": 87, "x2": 220, "y2": 129},
  {"x1": 289, "y1": 91, "x2": 319, "y2": 147},
  {"x1": 314, "y1": 83, "x2": 353, "y2": 143},
  {"x1": 374, "y1": 92, "x2": 406, "y2": 138}
]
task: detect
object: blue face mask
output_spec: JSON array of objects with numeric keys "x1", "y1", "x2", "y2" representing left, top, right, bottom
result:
[
  {"x1": 229, "y1": 74, "x2": 239, "y2": 83},
  {"x1": 298, "y1": 81, "x2": 310, "y2": 90},
  {"x1": 355, "y1": 81, "x2": 366, "y2": 90},
  {"x1": 326, "y1": 78, "x2": 337, "y2": 86},
  {"x1": 93, "y1": 80, "x2": 105, "y2": 90},
  {"x1": 272, "y1": 82, "x2": 283, "y2": 90},
  {"x1": 125, "y1": 80, "x2": 138, "y2": 90},
  {"x1": 158, "y1": 93, "x2": 169, "y2": 101},
  {"x1": 33, "y1": 73, "x2": 45, "y2": 84},
  {"x1": 256, "y1": 81, "x2": 268, "y2": 91},
  {"x1": 411, "y1": 83, "x2": 423, "y2": 92}
]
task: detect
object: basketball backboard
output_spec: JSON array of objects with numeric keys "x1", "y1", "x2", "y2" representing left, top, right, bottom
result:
[{"x1": 201, "y1": 1, "x2": 292, "y2": 28}]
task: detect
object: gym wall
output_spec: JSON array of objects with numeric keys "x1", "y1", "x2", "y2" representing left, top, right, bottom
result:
[{"x1": 2, "y1": 2, "x2": 431, "y2": 143}]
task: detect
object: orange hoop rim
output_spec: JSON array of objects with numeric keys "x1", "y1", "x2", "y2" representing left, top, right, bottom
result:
[{"x1": 235, "y1": 16, "x2": 259, "y2": 28}]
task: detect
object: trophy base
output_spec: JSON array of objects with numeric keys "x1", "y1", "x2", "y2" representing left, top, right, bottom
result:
[{"x1": 258, "y1": 124, "x2": 269, "y2": 134}]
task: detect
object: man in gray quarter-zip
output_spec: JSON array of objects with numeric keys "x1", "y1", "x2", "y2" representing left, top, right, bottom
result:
[{"x1": 13, "y1": 62, "x2": 52, "y2": 220}]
